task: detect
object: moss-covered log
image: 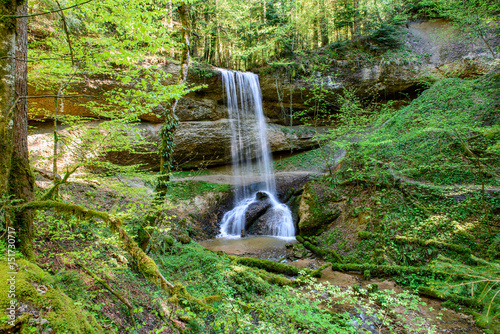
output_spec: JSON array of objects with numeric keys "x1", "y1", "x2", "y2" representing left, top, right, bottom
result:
[
  {"x1": 249, "y1": 267, "x2": 294, "y2": 286},
  {"x1": 296, "y1": 235, "x2": 343, "y2": 263},
  {"x1": 329, "y1": 262, "x2": 467, "y2": 280},
  {"x1": 358, "y1": 231, "x2": 472, "y2": 254},
  {"x1": 228, "y1": 255, "x2": 309, "y2": 276},
  {"x1": 310, "y1": 264, "x2": 330, "y2": 278}
]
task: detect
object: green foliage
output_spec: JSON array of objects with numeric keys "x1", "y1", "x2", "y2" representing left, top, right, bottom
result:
[
  {"x1": 359, "y1": 231, "x2": 472, "y2": 254},
  {"x1": 294, "y1": 80, "x2": 336, "y2": 126},
  {"x1": 297, "y1": 235, "x2": 344, "y2": 263},
  {"x1": 428, "y1": 256, "x2": 500, "y2": 329},
  {"x1": 349, "y1": 75, "x2": 500, "y2": 186},
  {"x1": 366, "y1": 24, "x2": 403, "y2": 51}
]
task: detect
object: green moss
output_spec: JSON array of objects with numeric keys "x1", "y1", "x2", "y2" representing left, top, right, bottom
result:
[
  {"x1": 329, "y1": 262, "x2": 469, "y2": 281},
  {"x1": 417, "y1": 287, "x2": 481, "y2": 309},
  {"x1": 297, "y1": 235, "x2": 343, "y2": 263},
  {"x1": 228, "y1": 255, "x2": 309, "y2": 276},
  {"x1": 354, "y1": 74, "x2": 500, "y2": 186},
  {"x1": 0, "y1": 259, "x2": 101, "y2": 333},
  {"x1": 226, "y1": 267, "x2": 273, "y2": 300},
  {"x1": 310, "y1": 264, "x2": 330, "y2": 278}
]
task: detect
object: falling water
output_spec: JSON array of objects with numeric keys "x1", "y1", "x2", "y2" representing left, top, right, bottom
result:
[{"x1": 218, "y1": 69, "x2": 295, "y2": 239}]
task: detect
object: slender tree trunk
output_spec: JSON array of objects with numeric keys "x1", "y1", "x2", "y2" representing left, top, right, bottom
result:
[
  {"x1": 320, "y1": 0, "x2": 329, "y2": 46},
  {"x1": 313, "y1": 17, "x2": 319, "y2": 48},
  {"x1": 155, "y1": 2, "x2": 190, "y2": 204},
  {"x1": 352, "y1": 0, "x2": 359, "y2": 36},
  {"x1": 169, "y1": 0, "x2": 174, "y2": 58}
]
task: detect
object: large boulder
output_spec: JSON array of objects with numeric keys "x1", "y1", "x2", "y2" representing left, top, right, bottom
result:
[
  {"x1": 244, "y1": 192, "x2": 273, "y2": 230},
  {"x1": 247, "y1": 206, "x2": 288, "y2": 235},
  {"x1": 298, "y1": 181, "x2": 343, "y2": 235}
]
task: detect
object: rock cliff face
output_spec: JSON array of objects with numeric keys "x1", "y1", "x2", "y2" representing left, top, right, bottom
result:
[
  {"x1": 28, "y1": 121, "x2": 320, "y2": 171},
  {"x1": 27, "y1": 20, "x2": 499, "y2": 170},
  {"x1": 259, "y1": 20, "x2": 499, "y2": 124}
]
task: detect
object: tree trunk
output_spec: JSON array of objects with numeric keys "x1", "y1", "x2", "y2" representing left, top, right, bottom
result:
[
  {"x1": 319, "y1": 0, "x2": 329, "y2": 46},
  {"x1": 313, "y1": 17, "x2": 319, "y2": 48},
  {"x1": 352, "y1": 0, "x2": 359, "y2": 36},
  {"x1": 155, "y1": 2, "x2": 190, "y2": 204},
  {"x1": 0, "y1": 1, "x2": 17, "y2": 196},
  {"x1": 0, "y1": 0, "x2": 34, "y2": 258},
  {"x1": 11, "y1": 0, "x2": 34, "y2": 258}
]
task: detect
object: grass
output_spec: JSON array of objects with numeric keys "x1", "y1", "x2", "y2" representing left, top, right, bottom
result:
[
  {"x1": 274, "y1": 148, "x2": 327, "y2": 172},
  {"x1": 167, "y1": 181, "x2": 231, "y2": 202},
  {"x1": 171, "y1": 169, "x2": 211, "y2": 178}
]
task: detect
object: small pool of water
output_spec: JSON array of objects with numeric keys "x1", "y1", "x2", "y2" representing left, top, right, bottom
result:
[{"x1": 200, "y1": 236, "x2": 296, "y2": 261}]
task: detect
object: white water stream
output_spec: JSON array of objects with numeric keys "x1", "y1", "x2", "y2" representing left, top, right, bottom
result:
[{"x1": 218, "y1": 70, "x2": 295, "y2": 239}]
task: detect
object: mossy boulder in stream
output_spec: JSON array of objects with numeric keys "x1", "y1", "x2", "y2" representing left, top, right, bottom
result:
[
  {"x1": 0, "y1": 259, "x2": 100, "y2": 333},
  {"x1": 298, "y1": 181, "x2": 343, "y2": 235}
]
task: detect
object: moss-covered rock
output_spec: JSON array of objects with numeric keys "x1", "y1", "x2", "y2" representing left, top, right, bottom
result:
[
  {"x1": 0, "y1": 259, "x2": 101, "y2": 333},
  {"x1": 178, "y1": 234, "x2": 191, "y2": 244},
  {"x1": 298, "y1": 181, "x2": 343, "y2": 235}
]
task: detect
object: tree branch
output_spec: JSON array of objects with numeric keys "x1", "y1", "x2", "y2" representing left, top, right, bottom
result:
[
  {"x1": 1, "y1": 0, "x2": 93, "y2": 19},
  {"x1": 55, "y1": 0, "x2": 75, "y2": 66},
  {"x1": 20, "y1": 94, "x2": 94, "y2": 99}
]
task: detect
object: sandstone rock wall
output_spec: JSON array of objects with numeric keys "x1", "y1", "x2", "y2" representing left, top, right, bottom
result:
[
  {"x1": 27, "y1": 20, "x2": 499, "y2": 169},
  {"x1": 28, "y1": 121, "x2": 320, "y2": 171}
]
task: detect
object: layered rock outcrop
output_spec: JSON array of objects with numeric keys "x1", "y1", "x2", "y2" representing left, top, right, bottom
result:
[
  {"x1": 28, "y1": 121, "x2": 320, "y2": 171},
  {"x1": 27, "y1": 20, "x2": 499, "y2": 170}
]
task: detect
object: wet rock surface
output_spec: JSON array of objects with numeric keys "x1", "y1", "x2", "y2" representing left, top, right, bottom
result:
[
  {"x1": 244, "y1": 195, "x2": 273, "y2": 230},
  {"x1": 248, "y1": 207, "x2": 286, "y2": 235}
]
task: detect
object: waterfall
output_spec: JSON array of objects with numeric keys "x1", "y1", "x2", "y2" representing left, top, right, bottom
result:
[{"x1": 218, "y1": 69, "x2": 295, "y2": 239}]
